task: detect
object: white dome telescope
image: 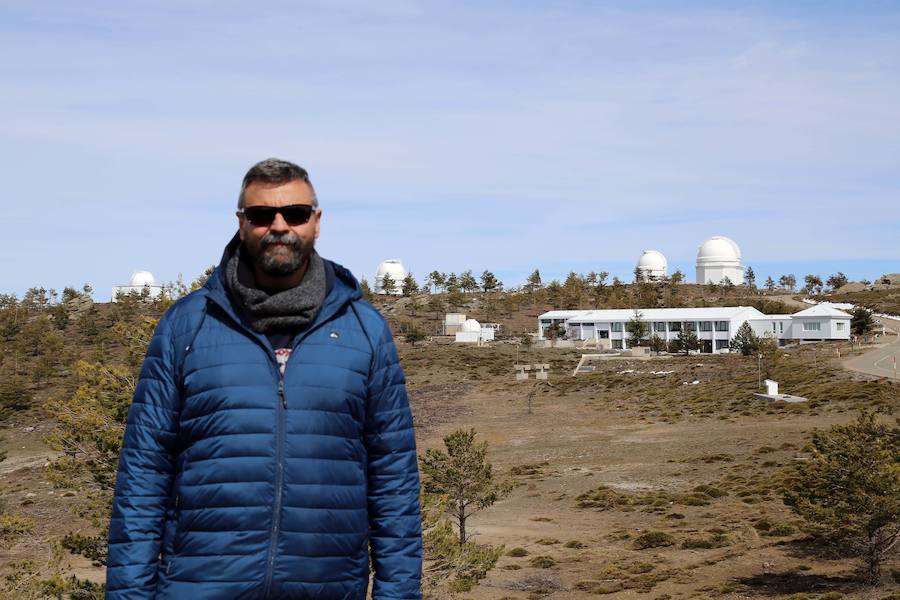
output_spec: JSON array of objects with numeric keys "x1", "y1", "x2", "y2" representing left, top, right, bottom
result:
[
  {"x1": 374, "y1": 259, "x2": 407, "y2": 295},
  {"x1": 696, "y1": 236, "x2": 743, "y2": 284},
  {"x1": 461, "y1": 318, "x2": 482, "y2": 333},
  {"x1": 130, "y1": 271, "x2": 156, "y2": 287},
  {"x1": 636, "y1": 250, "x2": 667, "y2": 280}
]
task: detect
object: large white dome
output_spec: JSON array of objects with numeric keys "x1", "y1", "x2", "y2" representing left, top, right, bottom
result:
[
  {"x1": 130, "y1": 271, "x2": 156, "y2": 287},
  {"x1": 461, "y1": 318, "x2": 481, "y2": 333},
  {"x1": 636, "y1": 250, "x2": 668, "y2": 279},
  {"x1": 374, "y1": 259, "x2": 408, "y2": 294},
  {"x1": 696, "y1": 236, "x2": 743, "y2": 285},
  {"x1": 697, "y1": 236, "x2": 741, "y2": 263}
]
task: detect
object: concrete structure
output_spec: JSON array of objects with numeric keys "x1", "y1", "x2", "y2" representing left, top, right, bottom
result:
[
  {"x1": 112, "y1": 271, "x2": 164, "y2": 302},
  {"x1": 444, "y1": 313, "x2": 466, "y2": 335},
  {"x1": 636, "y1": 250, "x2": 668, "y2": 281},
  {"x1": 373, "y1": 259, "x2": 407, "y2": 295},
  {"x1": 696, "y1": 236, "x2": 743, "y2": 285},
  {"x1": 538, "y1": 305, "x2": 852, "y2": 353}
]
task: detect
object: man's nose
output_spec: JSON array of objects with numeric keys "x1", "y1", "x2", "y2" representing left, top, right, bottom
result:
[{"x1": 269, "y1": 210, "x2": 290, "y2": 232}]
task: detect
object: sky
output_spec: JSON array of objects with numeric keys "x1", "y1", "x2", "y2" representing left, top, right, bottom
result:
[{"x1": 1, "y1": 1, "x2": 898, "y2": 300}]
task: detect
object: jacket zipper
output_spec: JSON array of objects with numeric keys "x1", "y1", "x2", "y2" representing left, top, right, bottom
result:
[{"x1": 263, "y1": 377, "x2": 286, "y2": 599}]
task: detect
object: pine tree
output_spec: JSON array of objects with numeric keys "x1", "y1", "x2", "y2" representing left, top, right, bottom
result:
[
  {"x1": 480, "y1": 270, "x2": 501, "y2": 293},
  {"x1": 380, "y1": 272, "x2": 397, "y2": 295},
  {"x1": 672, "y1": 326, "x2": 702, "y2": 355},
  {"x1": 359, "y1": 277, "x2": 374, "y2": 301},
  {"x1": 744, "y1": 266, "x2": 756, "y2": 289},
  {"x1": 625, "y1": 310, "x2": 649, "y2": 346},
  {"x1": 459, "y1": 270, "x2": 478, "y2": 293},
  {"x1": 401, "y1": 273, "x2": 418, "y2": 297},
  {"x1": 420, "y1": 429, "x2": 513, "y2": 545},
  {"x1": 765, "y1": 276, "x2": 776, "y2": 291},
  {"x1": 783, "y1": 412, "x2": 900, "y2": 583},
  {"x1": 827, "y1": 272, "x2": 849, "y2": 291},
  {"x1": 729, "y1": 322, "x2": 760, "y2": 355}
]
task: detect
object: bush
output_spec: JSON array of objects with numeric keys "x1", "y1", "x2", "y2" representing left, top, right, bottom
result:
[
  {"x1": 632, "y1": 531, "x2": 675, "y2": 550},
  {"x1": 783, "y1": 411, "x2": 900, "y2": 583}
]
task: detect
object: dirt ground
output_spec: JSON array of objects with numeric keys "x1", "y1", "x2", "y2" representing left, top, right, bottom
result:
[{"x1": 1, "y1": 342, "x2": 898, "y2": 599}]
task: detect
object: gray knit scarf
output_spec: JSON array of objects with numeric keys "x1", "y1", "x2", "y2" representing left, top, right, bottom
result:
[{"x1": 226, "y1": 244, "x2": 327, "y2": 333}]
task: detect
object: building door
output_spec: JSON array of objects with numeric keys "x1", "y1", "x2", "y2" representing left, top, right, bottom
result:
[{"x1": 703, "y1": 340, "x2": 713, "y2": 353}]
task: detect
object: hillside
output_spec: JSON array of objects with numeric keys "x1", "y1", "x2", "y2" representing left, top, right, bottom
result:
[{"x1": 1, "y1": 285, "x2": 899, "y2": 599}]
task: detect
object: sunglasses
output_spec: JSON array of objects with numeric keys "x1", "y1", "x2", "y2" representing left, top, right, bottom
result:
[{"x1": 238, "y1": 204, "x2": 317, "y2": 227}]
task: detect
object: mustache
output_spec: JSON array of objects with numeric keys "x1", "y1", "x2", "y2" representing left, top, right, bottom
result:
[{"x1": 259, "y1": 232, "x2": 301, "y2": 250}]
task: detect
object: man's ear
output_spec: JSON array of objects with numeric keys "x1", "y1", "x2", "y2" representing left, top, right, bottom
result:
[{"x1": 314, "y1": 210, "x2": 322, "y2": 240}]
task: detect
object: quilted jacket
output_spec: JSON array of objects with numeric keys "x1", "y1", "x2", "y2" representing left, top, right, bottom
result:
[{"x1": 106, "y1": 239, "x2": 422, "y2": 599}]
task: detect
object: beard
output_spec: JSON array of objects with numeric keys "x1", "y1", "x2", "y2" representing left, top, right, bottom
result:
[{"x1": 252, "y1": 232, "x2": 314, "y2": 277}]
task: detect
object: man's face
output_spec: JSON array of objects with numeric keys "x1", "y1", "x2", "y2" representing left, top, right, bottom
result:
[{"x1": 238, "y1": 180, "x2": 321, "y2": 277}]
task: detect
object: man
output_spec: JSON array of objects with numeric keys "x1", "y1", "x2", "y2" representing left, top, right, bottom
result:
[{"x1": 106, "y1": 159, "x2": 423, "y2": 599}]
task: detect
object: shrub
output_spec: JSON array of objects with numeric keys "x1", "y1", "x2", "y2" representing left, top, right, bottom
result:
[
  {"x1": 783, "y1": 411, "x2": 900, "y2": 583},
  {"x1": 632, "y1": 531, "x2": 675, "y2": 550},
  {"x1": 506, "y1": 547, "x2": 528, "y2": 557},
  {"x1": 529, "y1": 555, "x2": 556, "y2": 568}
]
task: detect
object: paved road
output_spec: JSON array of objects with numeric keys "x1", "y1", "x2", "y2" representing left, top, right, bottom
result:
[{"x1": 843, "y1": 316, "x2": 900, "y2": 380}]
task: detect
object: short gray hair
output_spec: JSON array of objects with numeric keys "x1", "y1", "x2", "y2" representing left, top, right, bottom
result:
[{"x1": 238, "y1": 158, "x2": 318, "y2": 209}]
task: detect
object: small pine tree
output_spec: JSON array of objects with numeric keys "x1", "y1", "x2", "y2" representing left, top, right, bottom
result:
[
  {"x1": 625, "y1": 310, "x2": 649, "y2": 346},
  {"x1": 648, "y1": 334, "x2": 667, "y2": 355},
  {"x1": 729, "y1": 322, "x2": 760, "y2": 355},
  {"x1": 744, "y1": 266, "x2": 756, "y2": 289},
  {"x1": 783, "y1": 412, "x2": 900, "y2": 583},
  {"x1": 765, "y1": 276, "x2": 776, "y2": 291},
  {"x1": 850, "y1": 306, "x2": 874, "y2": 336},
  {"x1": 380, "y1": 272, "x2": 397, "y2": 295},
  {"x1": 827, "y1": 271, "x2": 849, "y2": 291},
  {"x1": 672, "y1": 326, "x2": 702, "y2": 355},
  {"x1": 359, "y1": 277, "x2": 374, "y2": 301},
  {"x1": 420, "y1": 429, "x2": 512, "y2": 545},
  {"x1": 480, "y1": 270, "x2": 501, "y2": 293},
  {"x1": 459, "y1": 270, "x2": 478, "y2": 293},
  {"x1": 402, "y1": 273, "x2": 418, "y2": 297}
]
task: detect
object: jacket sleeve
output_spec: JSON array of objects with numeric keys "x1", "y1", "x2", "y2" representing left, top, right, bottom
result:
[
  {"x1": 364, "y1": 318, "x2": 423, "y2": 599},
  {"x1": 106, "y1": 313, "x2": 181, "y2": 599}
]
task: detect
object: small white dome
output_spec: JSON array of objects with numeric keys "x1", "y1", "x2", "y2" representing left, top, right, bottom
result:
[
  {"x1": 374, "y1": 259, "x2": 408, "y2": 294},
  {"x1": 697, "y1": 236, "x2": 741, "y2": 263},
  {"x1": 637, "y1": 250, "x2": 667, "y2": 270},
  {"x1": 461, "y1": 318, "x2": 481, "y2": 332},
  {"x1": 130, "y1": 271, "x2": 156, "y2": 287}
]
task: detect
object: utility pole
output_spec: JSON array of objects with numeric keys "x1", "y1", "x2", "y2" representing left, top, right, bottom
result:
[{"x1": 758, "y1": 353, "x2": 762, "y2": 391}]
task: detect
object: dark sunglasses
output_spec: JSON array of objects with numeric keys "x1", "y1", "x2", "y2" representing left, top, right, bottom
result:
[{"x1": 238, "y1": 204, "x2": 317, "y2": 227}]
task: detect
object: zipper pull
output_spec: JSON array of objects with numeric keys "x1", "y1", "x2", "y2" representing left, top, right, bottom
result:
[{"x1": 278, "y1": 380, "x2": 286, "y2": 408}]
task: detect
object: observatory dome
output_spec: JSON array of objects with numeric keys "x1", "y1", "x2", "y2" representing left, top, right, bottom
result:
[
  {"x1": 697, "y1": 236, "x2": 741, "y2": 263},
  {"x1": 461, "y1": 319, "x2": 482, "y2": 333},
  {"x1": 374, "y1": 259, "x2": 408, "y2": 295},
  {"x1": 695, "y1": 236, "x2": 743, "y2": 285},
  {"x1": 636, "y1": 250, "x2": 667, "y2": 280},
  {"x1": 130, "y1": 271, "x2": 156, "y2": 287}
]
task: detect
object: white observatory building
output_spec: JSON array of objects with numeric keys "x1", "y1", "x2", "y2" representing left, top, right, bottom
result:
[
  {"x1": 374, "y1": 259, "x2": 408, "y2": 295},
  {"x1": 636, "y1": 250, "x2": 668, "y2": 281},
  {"x1": 111, "y1": 271, "x2": 164, "y2": 302},
  {"x1": 696, "y1": 236, "x2": 744, "y2": 285}
]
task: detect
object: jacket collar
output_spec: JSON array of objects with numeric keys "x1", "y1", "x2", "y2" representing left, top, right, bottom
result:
[{"x1": 205, "y1": 233, "x2": 363, "y2": 342}]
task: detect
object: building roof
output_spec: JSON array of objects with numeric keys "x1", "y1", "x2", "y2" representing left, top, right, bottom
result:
[
  {"x1": 540, "y1": 306, "x2": 766, "y2": 323},
  {"x1": 793, "y1": 305, "x2": 852, "y2": 318}
]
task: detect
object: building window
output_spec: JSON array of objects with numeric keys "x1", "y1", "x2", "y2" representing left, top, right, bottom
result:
[
  {"x1": 779, "y1": 322, "x2": 784, "y2": 333},
  {"x1": 715, "y1": 321, "x2": 728, "y2": 332},
  {"x1": 803, "y1": 322, "x2": 821, "y2": 332},
  {"x1": 611, "y1": 322, "x2": 623, "y2": 332},
  {"x1": 836, "y1": 322, "x2": 845, "y2": 331},
  {"x1": 715, "y1": 340, "x2": 729, "y2": 350},
  {"x1": 598, "y1": 330, "x2": 609, "y2": 339},
  {"x1": 654, "y1": 322, "x2": 666, "y2": 332},
  {"x1": 699, "y1": 321, "x2": 712, "y2": 332},
  {"x1": 773, "y1": 322, "x2": 777, "y2": 333},
  {"x1": 612, "y1": 340, "x2": 623, "y2": 349},
  {"x1": 668, "y1": 322, "x2": 682, "y2": 332}
]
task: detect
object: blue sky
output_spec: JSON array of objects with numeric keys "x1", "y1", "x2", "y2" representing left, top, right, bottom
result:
[{"x1": 1, "y1": 1, "x2": 898, "y2": 299}]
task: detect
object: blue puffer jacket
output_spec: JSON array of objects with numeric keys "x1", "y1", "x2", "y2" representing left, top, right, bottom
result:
[{"x1": 106, "y1": 240, "x2": 422, "y2": 599}]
